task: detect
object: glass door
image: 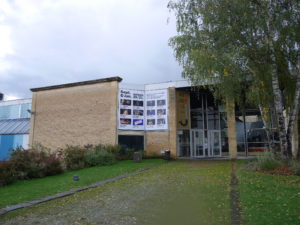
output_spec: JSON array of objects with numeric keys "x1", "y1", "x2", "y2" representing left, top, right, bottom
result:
[
  {"x1": 191, "y1": 129, "x2": 205, "y2": 157},
  {"x1": 208, "y1": 130, "x2": 221, "y2": 157}
]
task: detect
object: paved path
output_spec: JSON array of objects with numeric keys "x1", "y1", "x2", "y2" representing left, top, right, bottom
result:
[
  {"x1": 230, "y1": 161, "x2": 242, "y2": 225},
  {"x1": 0, "y1": 161, "x2": 232, "y2": 225}
]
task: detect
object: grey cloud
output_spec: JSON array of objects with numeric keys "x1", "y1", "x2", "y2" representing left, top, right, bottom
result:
[{"x1": 0, "y1": 0, "x2": 182, "y2": 99}]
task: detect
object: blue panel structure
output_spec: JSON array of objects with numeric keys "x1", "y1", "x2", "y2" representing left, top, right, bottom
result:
[
  {"x1": 0, "y1": 100, "x2": 31, "y2": 161},
  {"x1": 0, "y1": 135, "x2": 14, "y2": 161},
  {"x1": 0, "y1": 135, "x2": 25, "y2": 161}
]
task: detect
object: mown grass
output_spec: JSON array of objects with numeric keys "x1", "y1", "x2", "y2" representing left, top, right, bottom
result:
[
  {"x1": 0, "y1": 159, "x2": 164, "y2": 209},
  {"x1": 238, "y1": 161, "x2": 300, "y2": 225},
  {"x1": 0, "y1": 160, "x2": 232, "y2": 225}
]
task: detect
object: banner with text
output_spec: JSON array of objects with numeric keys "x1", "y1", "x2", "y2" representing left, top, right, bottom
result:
[
  {"x1": 145, "y1": 89, "x2": 168, "y2": 130},
  {"x1": 118, "y1": 89, "x2": 168, "y2": 130},
  {"x1": 118, "y1": 89, "x2": 145, "y2": 130}
]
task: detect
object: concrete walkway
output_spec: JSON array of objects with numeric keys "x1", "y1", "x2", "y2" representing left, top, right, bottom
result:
[{"x1": 0, "y1": 161, "x2": 233, "y2": 225}]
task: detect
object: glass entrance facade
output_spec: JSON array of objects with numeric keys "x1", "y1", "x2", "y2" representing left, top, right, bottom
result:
[
  {"x1": 190, "y1": 91, "x2": 222, "y2": 157},
  {"x1": 177, "y1": 87, "x2": 278, "y2": 158},
  {"x1": 177, "y1": 89, "x2": 223, "y2": 158}
]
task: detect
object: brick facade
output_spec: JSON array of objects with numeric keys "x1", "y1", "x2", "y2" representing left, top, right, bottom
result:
[{"x1": 29, "y1": 80, "x2": 119, "y2": 150}]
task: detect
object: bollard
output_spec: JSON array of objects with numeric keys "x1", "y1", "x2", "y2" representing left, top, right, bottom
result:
[
  {"x1": 73, "y1": 175, "x2": 79, "y2": 181},
  {"x1": 133, "y1": 151, "x2": 142, "y2": 162}
]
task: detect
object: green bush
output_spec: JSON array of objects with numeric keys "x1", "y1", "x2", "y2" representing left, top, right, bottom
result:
[
  {"x1": 117, "y1": 148, "x2": 136, "y2": 160},
  {"x1": 104, "y1": 144, "x2": 122, "y2": 155},
  {"x1": 84, "y1": 151, "x2": 116, "y2": 167},
  {"x1": 290, "y1": 160, "x2": 300, "y2": 176},
  {"x1": 64, "y1": 144, "x2": 119, "y2": 169},
  {"x1": 257, "y1": 152, "x2": 283, "y2": 170},
  {"x1": 10, "y1": 148, "x2": 63, "y2": 179},
  {"x1": 0, "y1": 162, "x2": 16, "y2": 186},
  {"x1": 63, "y1": 145, "x2": 86, "y2": 170}
]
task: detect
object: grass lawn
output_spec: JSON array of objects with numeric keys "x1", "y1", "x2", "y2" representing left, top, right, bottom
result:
[
  {"x1": 0, "y1": 161, "x2": 231, "y2": 225},
  {"x1": 238, "y1": 161, "x2": 300, "y2": 225},
  {"x1": 0, "y1": 159, "x2": 164, "y2": 209}
]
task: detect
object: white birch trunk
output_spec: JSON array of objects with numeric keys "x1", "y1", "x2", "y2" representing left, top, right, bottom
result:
[
  {"x1": 286, "y1": 70, "x2": 300, "y2": 158},
  {"x1": 267, "y1": 17, "x2": 289, "y2": 159},
  {"x1": 271, "y1": 66, "x2": 288, "y2": 158}
]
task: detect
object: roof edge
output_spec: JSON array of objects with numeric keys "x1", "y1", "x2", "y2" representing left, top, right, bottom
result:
[{"x1": 31, "y1": 76, "x2": 123, "y2": 92}]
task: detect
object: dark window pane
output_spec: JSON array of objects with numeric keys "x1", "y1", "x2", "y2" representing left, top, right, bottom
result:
[{"x1": 118, "y1": 135, "x2": 144, "y2": 151}]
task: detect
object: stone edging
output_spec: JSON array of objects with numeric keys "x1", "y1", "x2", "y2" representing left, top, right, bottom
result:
[{"x1": 0, "y1": 165, "x2": 155, "y2": 216}]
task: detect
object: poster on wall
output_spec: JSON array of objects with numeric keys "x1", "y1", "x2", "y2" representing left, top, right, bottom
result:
[
  {"x1": 145, "y1": 89, "x2": 168, "y2": 130},
  {"x1": 119, "y1": 89, "x2": 145, "y2": 130}
]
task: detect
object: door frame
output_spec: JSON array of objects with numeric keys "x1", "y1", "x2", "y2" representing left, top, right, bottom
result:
[
  {"x1": 208, "y1": 130, "x2": 222, "y2": 157},
  {"x1": 190, "y1": 129, "x2": 222, "y2": 158},
  {"x1": 190, "y1": 129, "x2": 205, "y2": 158}
]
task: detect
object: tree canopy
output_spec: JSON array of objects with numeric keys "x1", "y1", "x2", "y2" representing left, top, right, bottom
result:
[{"x1": 168, "y1": 0, "x2": 300, "y2": 158}]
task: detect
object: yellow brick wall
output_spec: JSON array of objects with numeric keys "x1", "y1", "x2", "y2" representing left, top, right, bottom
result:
[
  {"x1": 29, "y1": 81, "x2": 119, "y2": 150},
  {"x1": 145, "y1": 87, "x2": 177, "y2": 157},
  {"x1": 145, "y1": 131, "x2": 170, "y2": 156}
]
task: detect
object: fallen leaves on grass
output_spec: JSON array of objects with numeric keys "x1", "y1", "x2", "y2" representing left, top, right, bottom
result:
[{"x1": 260, "y1": 166, "x2": 296, "y2": 176}]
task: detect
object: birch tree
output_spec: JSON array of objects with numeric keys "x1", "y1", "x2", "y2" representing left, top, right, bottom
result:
[{"x1": 168, "y1": 0, "x2": 300, "y2": 158}]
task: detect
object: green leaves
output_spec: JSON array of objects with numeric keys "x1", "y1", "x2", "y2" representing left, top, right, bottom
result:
[{"x1": 168, "y1": 0, "x2": 299, "y2": 107}]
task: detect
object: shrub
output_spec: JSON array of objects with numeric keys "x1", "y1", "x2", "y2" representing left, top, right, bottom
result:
[
  {"x1": 104, "y1": 144, "x2": 122, "y2": 156},
  {"x1": 64, "y1": 144, "x2": 118, "y2": 168},
  {"x1": 84, "y1": 151, "x2": 116, "y2": 167},
  {"x1": 44, "y1": 154, "x2": 64, "y2": 176},
  {"x1": 63, "y1": 145, "x2": 86, "y2": 170},
  {"x1": 117, "y1": 148, "x2": 136, "y2": 160},
  {"x1": 290, "y1": 160, "x2": 300, "y2": 176},
  {"x1": 256, "y1": 152, "x2": 283, "y2": 170},
  {"x1": 10, "y1": 148, "x2": 63, "y2": 179},
  {"x1": 0, "y1": 162, "x2": 16, "y2": 186}
]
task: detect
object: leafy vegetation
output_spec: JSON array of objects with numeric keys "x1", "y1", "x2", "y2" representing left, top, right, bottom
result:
[
  {"x1": 243, "y1": 152, "x2": 300, "y2": 176},
  {"x1": 84, "y1": 149, "x2": 116, "y2": 167},
  {"x1": 0, "y1": 159, "x2": 163, "y2": 209},
  {"x1": 256, "y1": 152, "x2": 283, "y2": 170},
  {"x1": 63, "y1": 145, "x2": 86, "y2": 170},
  {"x1": 10, "y1": 148, "x2": 63, "y2": 179},
  {"x1": 0, "y1": 143, "x2": 153, "y2": 188},
  {"x1": 290, "y1": 160, "x2": 300, "y2": 176},
  {"x1": 168, "y1": 0, "x2": 300, "y2": 159},
  {"x1": 0, "y1": 162, "x2": 16, "y2": 186}
]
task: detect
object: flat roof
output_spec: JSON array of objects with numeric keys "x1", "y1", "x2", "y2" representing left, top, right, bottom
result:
[{"x1": 31, "y1": 76, "x2": 122, "y2": 92}]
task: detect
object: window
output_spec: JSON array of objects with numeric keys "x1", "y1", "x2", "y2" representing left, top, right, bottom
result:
[
  {"x1": 118, "y1": 135, "x2": 144, "y2": 151},
  {"x1": 0, "y1": 103, "x2": 31, "y2": 119}
]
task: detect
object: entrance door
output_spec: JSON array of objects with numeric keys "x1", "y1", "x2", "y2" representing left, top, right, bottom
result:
[
  {"x1": 208, "y1": 130, "x2": 221, "y2": 157},
  {"x1": 190, "y1": 129, "x2": 221, "y2": 158},
  {"x1": 190, "y1": 129, "x2": 205, "y2": 157}
]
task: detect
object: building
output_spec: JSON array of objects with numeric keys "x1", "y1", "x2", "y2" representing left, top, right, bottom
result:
[
  {"x1": 0, "y1": 98, "x2": 31, "y2": 161},
  {"x1": 28, "y1": 77, "x2": 272, "y2": 159}
]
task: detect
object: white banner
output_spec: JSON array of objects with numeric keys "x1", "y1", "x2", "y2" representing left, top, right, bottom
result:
[
  {"x1": 118, "y1": 88, "x2": 168, "y2": 130},
  {"x1": 145, "y1": 89, "x2": 168, "y2": 130},
  {"x1": 118, "y1": 89, "x2": 145, "y2": 130}
]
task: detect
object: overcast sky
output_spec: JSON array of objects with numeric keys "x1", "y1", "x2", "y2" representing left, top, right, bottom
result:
[{"x1": 0, "y1": 0, "x2": 182, "y2": 100}]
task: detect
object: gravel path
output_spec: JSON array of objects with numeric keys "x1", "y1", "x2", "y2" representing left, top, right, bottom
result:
[{"x1": 0, "y1": 161, "x2": 232, "y2": 225}]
